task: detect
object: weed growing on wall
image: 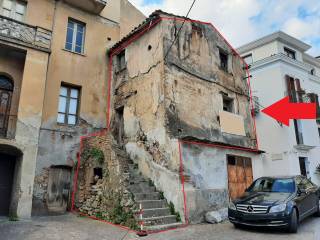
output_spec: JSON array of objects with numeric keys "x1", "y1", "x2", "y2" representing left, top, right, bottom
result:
[{"x1": 81, "y1": 147, "x2": 105, "y2": 165}]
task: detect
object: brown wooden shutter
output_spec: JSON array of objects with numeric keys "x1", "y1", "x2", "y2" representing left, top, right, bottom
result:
[
  {"x1": 295, "y1": 79, "x2": 304, "y2": 102},
  {"x1": 315, "y1": 94, "x2": 320, "y2": 123},
  {"x1": 285, "y1": 75, "x2": 295, "y2": 102},
  {"x1": 309, "y1": 93, "x2": 320, "y2": 123}
]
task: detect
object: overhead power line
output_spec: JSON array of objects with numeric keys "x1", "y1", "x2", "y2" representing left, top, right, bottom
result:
[{"x1": 164, "y1": 0, "x2": 197, "y2": 60}]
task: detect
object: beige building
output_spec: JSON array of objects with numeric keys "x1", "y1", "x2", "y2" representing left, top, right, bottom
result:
[{"x1": 0, "y1": 0, "x2": 144, "y2": 218}]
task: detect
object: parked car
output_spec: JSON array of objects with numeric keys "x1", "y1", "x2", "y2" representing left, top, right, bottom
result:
[{"x1": 228, "y1": 176, "x2": 320, "y2": 233}]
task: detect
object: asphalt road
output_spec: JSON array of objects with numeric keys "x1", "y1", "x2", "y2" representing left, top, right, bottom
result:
[{"x1": 0, "y1": 214, "x2": 319, "y2": 240}]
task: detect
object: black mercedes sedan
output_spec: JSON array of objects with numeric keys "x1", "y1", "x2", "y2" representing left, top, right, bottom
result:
[{"x1": 228, "y1": 176, "x2": 320, "y2": 233}]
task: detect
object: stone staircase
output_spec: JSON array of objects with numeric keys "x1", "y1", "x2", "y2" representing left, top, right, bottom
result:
[{"x1": 127, "y1": 162, "x2": 183, "y2": 231}]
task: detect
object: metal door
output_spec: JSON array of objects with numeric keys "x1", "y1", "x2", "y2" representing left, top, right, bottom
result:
[
  {"x1": 47, "y1": 167, "x2": 71, "y2": 213},
  {"x1": 0, "y1": 154, "x2": 15, "y2": 215}
]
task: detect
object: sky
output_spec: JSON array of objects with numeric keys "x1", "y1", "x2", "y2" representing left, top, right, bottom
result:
[{"x1": 129, "y1": 0, "x2": 320, "y2": 56}]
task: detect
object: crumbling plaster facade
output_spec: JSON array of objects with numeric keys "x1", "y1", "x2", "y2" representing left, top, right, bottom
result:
[
  {"x1": 0, "y1": 44, "x2": 50, "y2": 218},
  {"x1": 110, "y1": 12, "x2": 261, "y2": 223},
  {"x1": 31, "y1": 0, "x2": 145, "y2": 215}
]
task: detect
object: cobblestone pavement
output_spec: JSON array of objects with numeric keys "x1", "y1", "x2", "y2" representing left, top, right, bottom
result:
[{"x1": 0, "y1": 214, "x2": 319, "y2": 240}]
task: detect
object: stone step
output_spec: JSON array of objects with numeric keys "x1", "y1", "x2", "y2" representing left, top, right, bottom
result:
[
  {"x1": 129, "y1": 179, "x2": 148, "y2": 185},
  {"x1": 137, "y1": 200, "x2": 167, "y2": 209},
  {"x1": 134, "y1": 192, "x2": 160, "y2": 201},
  {"x1": 128, "y1": 164, "x2": 139, "y2": 170},
  {"x1": 129, "y1": 174, "x2": 145, "y2": 181},
  {"x1": 139, "y1": 215, "x2": 178, "y2": 226},
  {"x1": 129, "y1": 185, "x2": 156, "y2": 194},
  {"x1": 141, "y1": 208, "x2": 171, "y2": 218},
  {"x1": 129, "y1": 172, "x2": 144, "y2": 178},
  {"x1": 113, "y1": 150, "x2": 128, "y2": 158},
  {"x1": 144, "y1": 222, "x2": 184, "y2": 231}
]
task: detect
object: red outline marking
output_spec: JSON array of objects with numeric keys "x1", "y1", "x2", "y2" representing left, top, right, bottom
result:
[
  {"x1": 71, "y1": 15, "x2": 259, "y2": 235},
  {"x1": 178, "y1": 140, "x2": 188, "y2": 223}
]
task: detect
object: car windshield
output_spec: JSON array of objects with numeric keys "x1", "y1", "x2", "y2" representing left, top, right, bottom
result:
[{"x1": 248, "y1": 178, "x2": 295, "y2": 193}]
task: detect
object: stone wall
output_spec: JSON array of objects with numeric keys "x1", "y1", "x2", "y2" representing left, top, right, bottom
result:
[{"x1": 75, "y1": 133, "x2": 137, "y2": 229}]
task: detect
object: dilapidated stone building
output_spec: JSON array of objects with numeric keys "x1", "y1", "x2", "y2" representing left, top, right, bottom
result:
[{"x1": 107, "y1": 11, "x2": 262, "y2": 223}]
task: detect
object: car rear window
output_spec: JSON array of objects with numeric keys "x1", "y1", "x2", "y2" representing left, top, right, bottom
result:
[{"x1": 249, "y1": 178, "x2": 295, "y2": 193}]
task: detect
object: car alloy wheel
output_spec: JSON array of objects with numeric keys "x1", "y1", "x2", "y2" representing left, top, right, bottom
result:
[{"x1": 288, "y1": 209, "x2": 298, "y2": 233}]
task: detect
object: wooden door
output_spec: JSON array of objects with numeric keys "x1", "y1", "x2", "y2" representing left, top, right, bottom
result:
[
  {"x1": 47, "y1": 167, "x2": 71, "y2": 213},
  {"x1": 227, "y1": 155, "x2": 253, "y2": 200}
]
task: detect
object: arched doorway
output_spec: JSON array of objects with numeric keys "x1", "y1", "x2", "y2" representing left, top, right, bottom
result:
[
  {"x1": 0, "y1": 75, "x2": 13, "y2": 138},
  {"x1": 0, "y1": 144, "x2": 22, "y2": 216}
]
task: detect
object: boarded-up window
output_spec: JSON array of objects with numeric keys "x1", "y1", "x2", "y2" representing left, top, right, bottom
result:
[{"x1": 219, "y1": 111, "x2": 246, "y2": 136}]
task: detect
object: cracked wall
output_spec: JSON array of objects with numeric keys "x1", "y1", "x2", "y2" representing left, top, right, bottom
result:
[
  {"x1": 162, "y1": 19, "x2": 255, "y2": 149},
  {"x1": 110, "y1": 14, "x2": 259, "y2": 223}
]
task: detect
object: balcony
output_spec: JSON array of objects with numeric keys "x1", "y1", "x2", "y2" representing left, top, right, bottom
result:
[
  {"x1": 0, "y1": 15, "x2": 52, "y2": 52},
  {"x1": 63, "y1": 0, "x2": 107, "y2": 14}
]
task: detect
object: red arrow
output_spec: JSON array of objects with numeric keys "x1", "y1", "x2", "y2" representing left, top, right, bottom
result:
[{"x1": 261, "y1": 96, "x2": 316, "y2": 126}]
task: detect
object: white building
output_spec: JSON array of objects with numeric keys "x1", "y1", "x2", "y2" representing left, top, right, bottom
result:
[{"x1": 238, "y1": 31, "x2": 320, "y2": 185}]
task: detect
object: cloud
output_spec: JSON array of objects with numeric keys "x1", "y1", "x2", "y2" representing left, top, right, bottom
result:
[{"x1": 129, "y1": 0, "x2": 320, "y2": 56}]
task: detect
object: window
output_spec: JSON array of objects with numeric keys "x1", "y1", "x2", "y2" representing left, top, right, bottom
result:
[
  {"x1": 298, "y1": 157, "x2": 308, "y2": 177},
  {"x1": 284, "y1": 47, "x2": 296, "y2": 60},
  {"x1": 219, "y1": 49, "x2": 228, "y2": 72},
  {"x1": 117, "y1": 50, "x2": 126, "y2": 71},
  {"x1": 285, "y1": 76, "x2": 304, "y2": 144},
  {"x1": 222, "y1": 95, "x2": 233, "y2": 113},
  {"x1": 242, "y1": 54, "x2": 253, "y2": 65},
  {"x1": 65, "y1": 19, "x2": 85, "y2": 54},
  {"x1": 57, "y1": 85, "x2": 80, "y2": 125},
  {"x1": 227, "y1": 155, "x2": 236, "y2": 165},
  {"x1": 308, "y1": 93, "x2": 320, "y2": 123},
  {"x1": 311, "y1": 68, "x2": 315, "y2": 75},
  {"x1": 1, "y1": 0, "x2": 26, "y2": 22}
]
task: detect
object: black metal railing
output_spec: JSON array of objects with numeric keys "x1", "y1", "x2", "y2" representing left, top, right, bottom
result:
[{"x1": 0, "y1": 114, "x2": 17, "y2": 139}]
